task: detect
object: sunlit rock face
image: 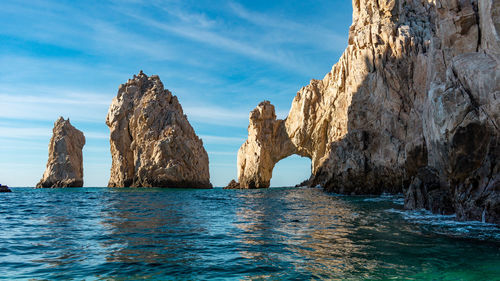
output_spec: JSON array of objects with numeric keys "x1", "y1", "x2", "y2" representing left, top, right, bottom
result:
[
  {"x1": 106, "y1": 71, "x2": 211, "y2": 188},
  {"x1": 237, "y1": 0, "x2": 499, "y2": 223},
  {"x1": 37, "y1": 117, "x2": 85, "y2": 188},
  {"x1": 237, "y1": 101, "x2": 298, "y2": 188}
]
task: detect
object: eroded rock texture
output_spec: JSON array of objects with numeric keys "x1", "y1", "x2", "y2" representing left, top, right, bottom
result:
[
  {"x1": 237, "y1": 101, "x2": 297, "y2": 188},
  {"x1": 237, "y1": 0, "x2": 499, "y2": 223},
  {"x1": 37, "y1": 117, "x2": 85, "y2": 188},
  {"x1": 106, "y1": 71, "x2": 211, "y2": 188}
]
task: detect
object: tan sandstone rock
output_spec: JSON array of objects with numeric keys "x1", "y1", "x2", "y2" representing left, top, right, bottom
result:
[
  {"x1": 36, "y1": 117, "x2": 85, "y2": 188},
  {"x1": 106, "y1": 71, "x2": 211, "y2": 188},
  {"x1": 236, "y1": 101, "x2": 297, "y2": 188},
  {"x1": 236, "y1": 0, "x2": 499, "y2": 223}
]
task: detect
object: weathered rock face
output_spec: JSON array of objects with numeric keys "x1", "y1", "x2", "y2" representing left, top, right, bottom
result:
[
  {"x1": 106, "y1": 71, "x2": 211, "y2": 188},
  {"x1": 237, "y1": 101, "x2": 297, "y2": 188},
  {"x1": 237, "y1": 0, "x2": 499, "y2": 223},
  {"x1": 37, "y1": 117, "x2": 85, "y2": 188}
]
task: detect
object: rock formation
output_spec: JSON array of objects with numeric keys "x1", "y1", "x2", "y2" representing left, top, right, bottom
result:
[
  {"x1": 37, "y1": 117, "x2": 85, "y2": 188},
  {"x1": 237, "y1": 101, "x2": 298, "y2": 188},
  {"x1": 0, "y1": 185, "x2": 11, "y2": 192},
  {"x1": 106, "y1": 71, "x2": 211, "y2": 188},
  {"x1": 236, "y1": 0, "x2": 499, "y2": 223},
  {"x1": 224, "y1": 179, "x2": 241, "y2": 189}
]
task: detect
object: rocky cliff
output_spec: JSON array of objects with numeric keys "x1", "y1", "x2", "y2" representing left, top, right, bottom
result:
[
  {"x1": 37, "y1": 117, "x2": 85, "y2": 188},
  {"x1": 236, "y1": 0, "x2": 499, "y2": 223},
  {"x1": 106, "y1": 71, "x2": 211, "y2": 188}
]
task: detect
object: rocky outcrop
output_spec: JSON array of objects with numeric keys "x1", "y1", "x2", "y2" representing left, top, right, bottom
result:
[
  {"x1": 224, "y1": 179, "x2": 241, "y2": 189},
  {"x1": 106, "y1": 71, "x2": 211, "y2": 188},
  {"x1": 237, "y1": 101, "x2": 297, "y2": 188},
  {"x1": 295, "y1": 179, "x2": 311, "y2": 188},
  {"x1": 37, "y1": 117, "x2": 85, "y2": 188},
  {"x1": 236, "y1": 0, "x2": 499, "y2": 223},
  {"x1": 0, "y1": 185, "x2": 11, "y2": 192}
]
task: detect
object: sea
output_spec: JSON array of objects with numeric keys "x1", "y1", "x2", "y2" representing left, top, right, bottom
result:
[{"x1": 0, "y1": 187, "x2": 498, "y2": 280}]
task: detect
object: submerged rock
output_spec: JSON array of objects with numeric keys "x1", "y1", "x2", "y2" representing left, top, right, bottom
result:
[
  {"x1": 37, "y1": 117, "x2": 85, "y2": 188},
  {"x1": 106, "y1": 71, "x2": 211, "y2": 188},
  {"x1": 0, "y1": 185, "x2": 11, "y2": 193},
  {"x1": 237, "y1": 0, "x2": 499, "y2": 223}
]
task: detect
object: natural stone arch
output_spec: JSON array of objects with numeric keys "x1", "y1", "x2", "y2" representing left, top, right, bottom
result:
[{"x1": 237, "y1": 101, "x2": 313, "y2": 188}]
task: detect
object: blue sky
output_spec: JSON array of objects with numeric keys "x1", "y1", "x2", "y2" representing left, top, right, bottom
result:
[{"x1": 0, "y1": 0, "x2": 352, "y2": 187}]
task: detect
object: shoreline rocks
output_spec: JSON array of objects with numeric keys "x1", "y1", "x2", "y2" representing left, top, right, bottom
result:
[
  {"x1": 106, "y1": 71, "x2": 211, "y2": 188},
  {"x1": 36, "y1": 117, "x2": 85, "y2": 188},
  {"x1": 236, "y1": 0, "x2": 499, "y2": 223},
  {"x1": 0, "y1": 185, "x2": 11, "y2": 193},
  {"x1": 295, "y1": 179, "x2": 310, "y2": 188},
  {"x1": 224, "y1": 179, "x2": 241, "y2": 189}
]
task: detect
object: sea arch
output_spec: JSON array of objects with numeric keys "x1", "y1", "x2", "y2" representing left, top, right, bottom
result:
[{"x1": 236, "y1": 98, "x2": 346, "y2": 189}]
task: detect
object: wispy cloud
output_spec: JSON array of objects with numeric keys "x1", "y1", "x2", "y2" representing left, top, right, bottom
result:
[
  {"x1": 228, "y1": 2, "x2": 346, "y2": 51},
  {"x1": 0, "y1": 127, "x2": 51, "y2": 139},
  {"x1": 0, "y1": 97, "x2": 107, "y2": 123},
  {"x1": 0, "y1": 92, "x2": 111, "y2": 106},
  {"x1": 120, "y1": 11, "x2": 299, "y2": 68},
  {"x1": 183, "y1": 105, "x2": 249, "y2": 127},
  {"x1": 199, "y1": 135, "x2": 246, "y2": 144},
  {"x1": 107, "y1": 3, "x2": 321, "y2": 74},
  {"x1": 0, "y1": 126, "x2": 107, "y2": 140}
]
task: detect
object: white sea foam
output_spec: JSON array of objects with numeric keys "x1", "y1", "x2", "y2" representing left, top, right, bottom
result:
[
  {"x1": 363, "y1": 193, "x2": 404, "y2": 205},
  {"x1": 386, "y1": 208, "x2": 500, "y2": 240}
]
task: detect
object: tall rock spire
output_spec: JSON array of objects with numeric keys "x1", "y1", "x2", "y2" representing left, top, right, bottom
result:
[
  {"x1": 106, "y1": 72, "x2": 211, "y2": 188},
  {"x1": 37, "y1": 117, "x2": 85, "y2": 188}
]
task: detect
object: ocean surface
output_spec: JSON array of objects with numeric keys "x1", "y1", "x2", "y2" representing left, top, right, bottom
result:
[{"x1": 0, "y1": 187, "x2": 499, "y2": 280}]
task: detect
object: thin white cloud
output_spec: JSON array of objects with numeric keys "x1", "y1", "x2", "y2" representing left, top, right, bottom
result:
[
  {"x1": 0, "y1": 127, "x2": 51, "y2": 139},
  {"x1": 87, "y1": 20, "x2": 198, "y2": 64},
  {"x1": 199, "y1": 135, "x2": 246, "y2": 144},
  {"x1": 128, "y1": 13, "x2": 287, "y2": 63},
  {"x1": 0, "y1": 93, "x2": 111, "y2": 106},
  {"x1": 156, "y1": 4, "x2": 217, "y2": 28},
  {"x1": 0, "y1": 126, "x2": 107, "y2": 140},
  {"x1": 113, "y1": 6, "x2": 312, "y2": 73},
  {"x1": 228, "y1": 2, "x2": 346, "y2": 51},
  {"x1": 183, "y1": 105, "x2": 249, "y2": 127},
  {"x1": 0, "y1": 81, "x2": 111, "y2": 123},
  {"x1": 0, "y1": 83, "x2": 251, "y2": 127},
  {"x1": 0, "y1": 100, "x2": 106, "y2": 123}
]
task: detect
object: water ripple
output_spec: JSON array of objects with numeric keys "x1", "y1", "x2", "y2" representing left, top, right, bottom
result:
[{"x1": 0, "y1": 187, "x2": 498, "y2": 280}]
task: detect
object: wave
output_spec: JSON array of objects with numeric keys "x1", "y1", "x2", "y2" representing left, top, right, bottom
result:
[
  {"x1": 386, "y1": 208, "x2": 500, "y2": 241},
  {"x1": 362, "y1": 193, "x2": 404, "y2": 205}
]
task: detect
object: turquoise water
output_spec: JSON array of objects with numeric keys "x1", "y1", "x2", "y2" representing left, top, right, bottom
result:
[{"x1": 0, "y1": 187, "x2": 499, "y2": 280}]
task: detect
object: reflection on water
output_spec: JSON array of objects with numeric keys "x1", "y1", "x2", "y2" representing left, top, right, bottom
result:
[
  {"x1": 233, "y1": 188, "x2": 364, "y2": 279},
  {"x1": 102, "y1": 191, "x2": 200, "y2": 265},
  {"x1": 0, "y1": 187, "x2": 498, "y2": 280}
]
